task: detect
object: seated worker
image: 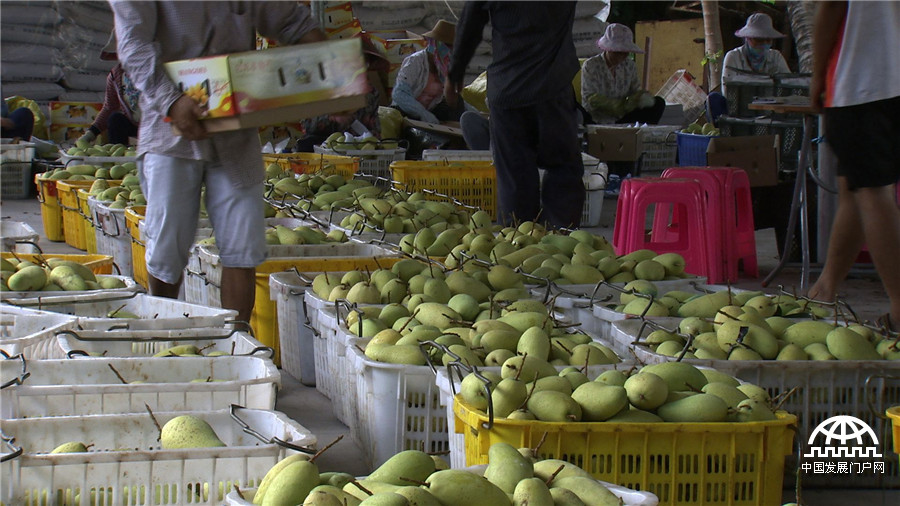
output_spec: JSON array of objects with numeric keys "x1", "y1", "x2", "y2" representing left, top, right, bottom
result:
[
  {"x1": 1, "y1": 86, "x2": 35, "y2": 140},
  {"x1": 721, "y1": 13, "x2": 791, "y2": 94},
  {"x1": 77, "y1": 33, "x2": 141, "y2": 146},
  {"x1": 296, "y1": 43, "x2": 386, "y2": 151},
  {"x1": 391, "y1": 19, "x2": 463, "y2": 124},
  {"x1": 581, "y1": 23, "x2": 665, "y2": 125}
]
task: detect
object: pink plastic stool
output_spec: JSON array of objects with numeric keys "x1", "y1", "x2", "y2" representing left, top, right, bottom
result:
[
  {"x1": 614, "y1": 177, "x2": 714, "y2": 280},
  {"x1": 654, "y1": 169, "x2": 728, "y2": 282},
  {"x1": 660, "y1": 167, "x2": 758, "y2": 282}
]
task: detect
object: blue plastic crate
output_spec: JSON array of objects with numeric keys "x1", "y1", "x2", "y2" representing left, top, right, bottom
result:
[{"x1": 676, "y1": 132, "x2": 717, "y2": 167}]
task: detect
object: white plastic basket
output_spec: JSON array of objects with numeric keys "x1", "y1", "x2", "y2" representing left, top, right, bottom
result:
[
  {"x1": 314, "y1": 144, "x2": 406, "y2": 180},
  {"x1": 0, "y1": 355, "x2": 280, "y2": 418},
  {"x1": 269, "y1": 271, "x2": 316, "y2": 386},
  {"x1": 0, "y1": 406, "x2": 317, "y2": 506},
  {"x1": 91, "y1": 197, "x2": 134, "y2": 277},
  {"x1": 349, "y1": 341, "x2": 449, "y2": 471},
  {"x1": 54, "y1": 327, "x2": 271, "y2": 359},
  {"x1": 0, "y1": 275, "x2": 142, "y2": 303},
  {"x1": 5, "y1": 290, "x2": 237, "y2": 332},
  {"x1": 609, "y1": 317, "x2": 900, "y2": 488},
  {"x1": 312, "y1": 306, "x2": 337, "y2": 401},
  {"x1": 183, "y1": 227, "x2": 214, "y2": 307},
  {"x1": 656, "y1": 69, "x2": 707, "y2": 124},
  {"x1": 328, "y1": 321, "x2": 366, "y2": 431},
  {"x1": 0, "y1": 220, "x2": 40, "y2": 254},
  {"x1": 639, "y1": 125, "x2": 679, "y2": 174},
  {"x1": 0, "y1": 305, "x2": 76, "y2": 359},
  {"x1": 0, "y1": 140, "x2": 35, "y2": 162}
]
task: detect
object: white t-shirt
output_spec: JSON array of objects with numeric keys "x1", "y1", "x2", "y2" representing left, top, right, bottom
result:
[{"x1": 827, "y1": 1, "x2": 900, "y2": 107}]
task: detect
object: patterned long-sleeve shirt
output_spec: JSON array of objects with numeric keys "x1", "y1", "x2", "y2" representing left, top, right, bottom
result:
[
  {"x1": 580, "y1": 53, "x2": 641, "y2": 124},
  {"x1": 110, "y1": 1, "x2": 320, "y2": 187},
  {"x1": 90, "y1": 63, "x2": 141, "y2": 135}
]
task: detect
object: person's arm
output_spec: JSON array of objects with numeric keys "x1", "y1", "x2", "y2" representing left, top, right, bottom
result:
[
  {"x1": 253, "y1": 1, "x2": 325, "y2": 45},
  {"x1": 720, "y1": 49, "x2": 740, "y2": 93},
  {"x1": 811, "y1": 1, "x2": 848, "y2": 110},
  {"x1": 392, "y1": 81, "x2": 439, "y2": 124},
  {"x1": 86, "y1": 69, "x2": 122, "y2": 139},
  {"x1": 445, "y1": 1, "x2": 489, "y2": 106},
  {"x1": 111, "y1": 1, "x2": 206, "y2": 140},
  {"x1": 582, "y1": 57, "x2": 627, "y2": 120}
]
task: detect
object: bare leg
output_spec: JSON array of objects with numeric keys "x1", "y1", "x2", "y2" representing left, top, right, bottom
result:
[
  {"x1": 221, "y1": 266, "x2": 256, "y2": 324},
  {"x1": 808, "y1": 177, "x2": 865, "y2": 301},
  {"x1": 854, "y1": 183, "x2": 900, "y2": 327},
  {"x1": 149, "y1": 274, "x2": 181, "y2": 299}
]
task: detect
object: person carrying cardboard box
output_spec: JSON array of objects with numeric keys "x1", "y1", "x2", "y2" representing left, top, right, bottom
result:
[{"x1": 111, "y1": 1, "x2": 325, "y2": 323}]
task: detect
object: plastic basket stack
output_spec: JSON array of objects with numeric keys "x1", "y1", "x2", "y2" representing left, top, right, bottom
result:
[
  {"x1": 0, "y1": 296, "x2": 317, "y2": 506},
  {"x1": 0, "y1": 140, "x2": 34, "y2": 200}
]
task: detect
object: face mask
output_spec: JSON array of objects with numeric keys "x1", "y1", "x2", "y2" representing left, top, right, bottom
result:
[{"x1": 747, "y1": 43, "x2": 771, "y2": 56}]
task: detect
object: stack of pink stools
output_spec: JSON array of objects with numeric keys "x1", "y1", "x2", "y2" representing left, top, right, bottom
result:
[{"x1": 612, "y1": 167, "x2": 758, "y2": 284}]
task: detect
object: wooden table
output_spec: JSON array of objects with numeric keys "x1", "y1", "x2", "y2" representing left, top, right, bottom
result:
[{"x1": 748, "y1": 96, "x2": 818, "y2": 291}]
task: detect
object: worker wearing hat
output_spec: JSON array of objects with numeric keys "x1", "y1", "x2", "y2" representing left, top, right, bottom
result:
[
  {"x1": 721, "y1": 12, "x2": 791, "y2": 94},
  {"x1": 77, "y1": 31, "x2": 141, "y2": 147},
  {"x1": 581, "y1": 23, "x2": 665, "y2": 126},
  {"x1": 391, "y1": 19, "x2": 462, "y2": 124}
]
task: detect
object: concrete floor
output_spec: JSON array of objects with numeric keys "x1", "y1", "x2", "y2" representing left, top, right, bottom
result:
[{"x1": 2, "y1": 193, "x2": 899, "y2": 505}]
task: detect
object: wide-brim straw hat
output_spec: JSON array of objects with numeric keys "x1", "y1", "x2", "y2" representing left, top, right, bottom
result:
[
  {"x1": 735, "y1": 13, "x2": 785, "y2": 39},
  {"x1": 596, "y1": 23, "x2": 643, "y2": 54},
  {"x1": 422, "y1": 19, "x2": 456, "y2": 46},
  {"x1": 100, "y1": 30, "x2": 117, "y2": 60}
]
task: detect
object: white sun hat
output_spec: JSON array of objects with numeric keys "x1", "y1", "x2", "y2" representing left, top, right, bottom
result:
[
  {"x1": 734, "y1": 13, "x2": 785, "y2": 39},
  {"x1": 596, "y1": 23, "x2": 644, "y2": 54}
]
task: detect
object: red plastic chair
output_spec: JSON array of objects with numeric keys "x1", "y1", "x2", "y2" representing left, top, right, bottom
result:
[
  {"x1": 614, "y1": 177, "x2": 716, "y2": 280},
  {"x1": 660, "y1": 166, "x2": 758, "y2": 281}
]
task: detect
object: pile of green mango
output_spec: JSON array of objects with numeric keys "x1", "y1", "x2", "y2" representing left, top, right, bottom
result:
[
  {"x1": 88, "y1": 173, "x2": 144, "y2": 209},
  {"x1": 459, "y1": 360, "x2": 779, "y2": 424},
  {"x1": 250, "y1": 444, "x2": 627, "y2": 506},
  {"x1": 321, "y1": 259, "x2": 620, "y2": 368},
  {"x1": 606, "y1": 281, "x2": 831, "y2": 320},
  {"x1": 342, "y1": 191, "x2": 474, "y2": 239},
  {"x1": 322, "y1": 132, "x2": 400, "y2": 152},
  {"x1": 682, "y1": 120, "x2": 720, "y2": 136},
  {"x1": 66, "y1": 141, "x2": 136, "y2": 158},
  {"x1": 265, "y1": 168, "x2": 383, "y2": 212},
  {"x1": 1, "y1": 257, "x2": 127, "y2": 292},
  {"x1": 266, "y1": 224, "x2": 347, "y2": 245},
  {"x1": 44, "y1": 161, "x2": 138, "y2": 182},
  {"x1": 449, "y1": 226, "x2": 694, "y2": 284},
  {"x1": 635, "y1": 296, "x2": 898, "y2": 361}
]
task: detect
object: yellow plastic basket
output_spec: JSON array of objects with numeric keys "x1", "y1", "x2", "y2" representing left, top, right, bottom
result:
[
  {"x1": 454, "y1": 395, "x2": 796, "y2": 506},
  {"x1": 888, "y1": 406, "x2": 900, "y2": 456},
  {"x1": 390, "y1": 160, "x2": 497, "y2": 219},
  {"x1": 56, "y1": 180, "x2": 97, "y2": 250},
  {"x1": 34, "y1": 174, "x2": 64, "y2": 242},
  {"x1": 77, "y1": 189, "x2": 97, "y2": 254},
  {"x1": 1, "y1": 252, "x2": 114, "y2": 275},
  {"x1": 251, "y1": 256, "x2": 403, "y2": 367},
  {"x1": 262, "y1": 152, "x2": 359, "y2": 179},
  {"x1": 125, "y1": 206, "x2": 147, "y2": 289}
]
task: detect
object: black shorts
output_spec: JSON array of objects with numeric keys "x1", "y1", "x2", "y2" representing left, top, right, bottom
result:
[{"x1": 824, "y1": 95, "x2": 900, "y2": 190}]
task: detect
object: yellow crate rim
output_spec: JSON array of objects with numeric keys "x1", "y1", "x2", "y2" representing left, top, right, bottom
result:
[
  {"x1": 1, "y1": 252, "x2": 114, "y2": 275},
  {"x1": 888, "y1": 406, "x2": 900, "y2": 455}
]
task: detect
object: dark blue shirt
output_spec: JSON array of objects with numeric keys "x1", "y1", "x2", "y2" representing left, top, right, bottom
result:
[{"x1": 449, "y1": 1, "x2": 579, "y2": 110}]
